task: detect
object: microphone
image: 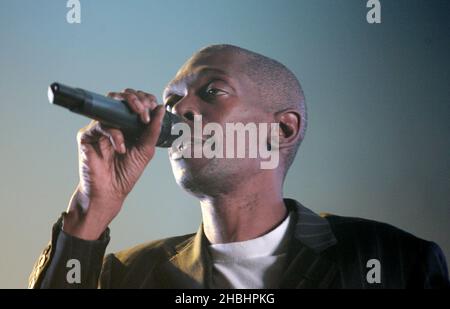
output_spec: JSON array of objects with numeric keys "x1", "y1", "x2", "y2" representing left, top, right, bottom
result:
[{"x1": 48, "y1": 82, "x2": 181, "y2": 147}]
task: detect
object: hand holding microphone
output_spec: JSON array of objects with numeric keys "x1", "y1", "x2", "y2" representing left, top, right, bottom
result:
[{"x1": 49, "y1": 83, "x2": 179, "y2": 240}]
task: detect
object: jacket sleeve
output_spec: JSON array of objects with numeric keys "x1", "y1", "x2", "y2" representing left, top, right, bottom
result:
[{"x1": 29, "y1": 213, "x2": 110, "y2": 289}]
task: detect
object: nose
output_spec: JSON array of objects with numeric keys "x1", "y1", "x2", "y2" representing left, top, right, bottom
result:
[{"x1": 172, "y1": 95, "x2": 199, "y2": 122}]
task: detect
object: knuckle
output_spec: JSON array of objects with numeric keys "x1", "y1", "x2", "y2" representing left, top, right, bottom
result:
[
  {"x1": 77, "y1": 123, "x2": 92, "y2": 137},
  {"x1": 125, "y1": 93, "x2": 139, "y2": 102},
  {"x1": 146, "y1": 93, "x2": 157, "y2": 102},
  {"x1": 136, "y1": 91, "x2": 148, "y2": 101},
  {"x1": 77, "y1": 128, "x2": 94, "y2": 143},
  {"x1": 137, "y1": 91, "x2": 155, "y2": 99},
  {"x1": 76, "y1": 130, "x2": 84, "y2": 142},
  {"x1": 136, "y1": 91, "x2": 155, "y2": 101},
  {"x1": 123, "y1": 88, "x2": 135, "y2": 93}
]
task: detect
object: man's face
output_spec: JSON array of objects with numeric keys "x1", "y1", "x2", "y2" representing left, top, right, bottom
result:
[{"x1": 163, "y1": 51, "x2": 273, "y2": 196}]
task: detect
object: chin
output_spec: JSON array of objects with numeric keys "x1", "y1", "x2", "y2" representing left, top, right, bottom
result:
[
  {"x1": 169, "y1": 156, "x2": 214, "y2": 197},
  {"x1": 169, "y1": 155, "x2": 259, "y2": 198}
]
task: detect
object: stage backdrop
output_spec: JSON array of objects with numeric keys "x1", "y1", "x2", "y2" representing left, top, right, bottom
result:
[{"x1": 0, "y1": 0, "x2": 448, "y2": 288}]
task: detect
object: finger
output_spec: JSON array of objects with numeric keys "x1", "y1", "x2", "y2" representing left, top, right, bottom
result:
[
  {"x1": 122, "y1": 92, "x2": 149, "y2": 124},
  {"x1": 136, "y1": 91, "x2": 157, "y2": 124},
  {"x1": 107, "y1": 92, "x2": 124, "y2": 100},
  {"x1": 124, "y1": 88, "x2": 148, "y2": 109},
  {"x1": 98, "y1": 123, "x2": 126, "y2": 154},
  {"x1": 76, "y1": 121, "x2": 112, "y2": 160},
  {"x1": 109, "y1": 90, "x2": 146, "y2": 122},
  {"x1": 136, "y1": 105, "x2": 165, "y2": 155},
  {"x1": 87, "y1": 124, "x2": 117, "y2": 158},
  {"x1": 77, "y1": 126, "x2": 98, "y2": 159},
  {"x1": 110, "y1": 90, "x2": 152, "y2": 124},
  {"x1": 136, "y1": 91, "x2": 158, "y2": 110},
  {"x1": 77, "y1": 121, "x2": 117, "y2": 152},
  {"x1": 77, "y1": 121, "x2": 103, "y2": 145},
  {"x1": 123, "y1": 88, "x2": 136, "y2": 94}
]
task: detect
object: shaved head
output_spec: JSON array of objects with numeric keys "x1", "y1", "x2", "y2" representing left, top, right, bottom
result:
[{"x1": 192, "y1": 44, "x2": 307, "y2": 173}]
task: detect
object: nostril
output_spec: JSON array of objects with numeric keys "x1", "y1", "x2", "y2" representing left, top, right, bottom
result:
[{"x1": 184, "y1": 111, "x2": 195, "y2": 121}]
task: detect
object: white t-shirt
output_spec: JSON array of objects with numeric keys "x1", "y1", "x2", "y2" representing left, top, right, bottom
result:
[{"x1": 208, "y1": 212, "x2": 293, "y2": 289}]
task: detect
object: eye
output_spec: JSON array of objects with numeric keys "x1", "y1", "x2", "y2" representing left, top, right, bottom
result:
[{"x1": 205, "y1": 88, "x2": 226, "y2": 96}]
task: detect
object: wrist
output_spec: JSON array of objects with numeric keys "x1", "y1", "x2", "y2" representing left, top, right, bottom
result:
[
  {"x1": 62, "y1": 210, "x2": 108, "y2": 240},
  {"x1": 63, "y1": 190, "x2": 122, "y2": 240}
]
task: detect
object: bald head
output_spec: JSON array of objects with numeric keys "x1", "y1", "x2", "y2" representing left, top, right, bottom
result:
[{"x1": 194, "y1": 44, "x2": 307, "y2": 172}]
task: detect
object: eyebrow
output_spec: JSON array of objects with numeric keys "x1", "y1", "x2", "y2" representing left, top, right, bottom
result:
[{"x1": 164, "y1": 68, "x2": 232, "y2": 100}]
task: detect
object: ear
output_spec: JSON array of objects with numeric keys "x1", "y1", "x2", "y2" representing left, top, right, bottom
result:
[{"x1": 273, "y1": 109, "x2": 301, "y2": 149}]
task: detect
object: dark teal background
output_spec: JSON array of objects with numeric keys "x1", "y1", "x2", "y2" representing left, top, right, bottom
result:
[{"x1": 0, "y1": 0, "x2": 448, "y2": 287}]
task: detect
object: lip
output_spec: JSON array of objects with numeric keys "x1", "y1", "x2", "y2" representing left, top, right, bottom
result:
[
  {"x1": 179, "y1": 137, "x2": 206, "y2": 151},
  {"x1": 169, "y1": 137, "x2": 207, "y2": 160}
]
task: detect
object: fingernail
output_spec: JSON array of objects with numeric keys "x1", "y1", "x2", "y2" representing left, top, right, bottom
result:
[
  {"x1": 120, "y1": 143, "x2": 126, "y2": 153},
  {"x1": 145, "y1": 112, "x2": 150, "y2": 123}
]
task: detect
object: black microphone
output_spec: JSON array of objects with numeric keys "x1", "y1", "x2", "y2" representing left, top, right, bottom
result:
[{"x1": 48, "y1": 82, "x2": 181, "y2": 147}]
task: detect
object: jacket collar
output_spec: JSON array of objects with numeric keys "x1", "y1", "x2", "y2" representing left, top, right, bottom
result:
[
  {"x1": 286, "y1": 198, "x2": 337, "y2": 252},
  {"x1": 281, "y1": 199, "x2": 338, "y2": 288}
]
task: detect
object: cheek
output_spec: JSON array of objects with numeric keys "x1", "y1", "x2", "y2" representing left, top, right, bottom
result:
[
  {"x1": 201, "y1": 97, "x2": 244, "y2": 121},
  {"x1": 204, "y1": 105, "x2": 258, "y2": 126}
]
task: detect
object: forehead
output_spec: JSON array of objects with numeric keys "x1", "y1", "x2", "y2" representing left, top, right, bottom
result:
[{"x1": 164, "y1": 52, "x2": 252, "y2": 96}]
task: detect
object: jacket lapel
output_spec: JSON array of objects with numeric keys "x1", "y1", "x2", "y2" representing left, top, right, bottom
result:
[
  {"x1": 279, "y1": 240, "x2": 338, "y2": 288},
  {"x1": 279, "y1": 199, "x2": 338, "y2": 288},
  {"x1": 156, "y1": 225, "x2": 212, "y2": 288}
]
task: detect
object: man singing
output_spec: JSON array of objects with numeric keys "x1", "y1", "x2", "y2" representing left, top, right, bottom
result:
[{"x1": 29, "y1": 44, "x2": 449, "y2": 289}]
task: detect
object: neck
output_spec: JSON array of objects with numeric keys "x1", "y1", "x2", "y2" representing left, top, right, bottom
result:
[{"x1": 200, "y1": 173, "x2": 287, "y2": 244}]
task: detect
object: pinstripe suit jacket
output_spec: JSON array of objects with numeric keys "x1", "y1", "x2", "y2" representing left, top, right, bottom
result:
[{"x1": 29, "y1": 199, "x2": 449, "y2": 288}]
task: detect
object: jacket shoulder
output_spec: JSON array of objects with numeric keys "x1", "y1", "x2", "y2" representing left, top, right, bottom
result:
[
  {"x1": 324, "y1": 214, "x2": 420, "y2": 241},
  {"x1": 99, "y1": 233, "x2": 195, "y2": 288},
  {"x1": 323, "y1": 214, "x2": 430, "y2": 253},
  {"x1": 113, "y1": 233, "x2": 196, "y2": 265},
  {"x1": 322, "y1": 214, "x2": 449, "y2": 288}
]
